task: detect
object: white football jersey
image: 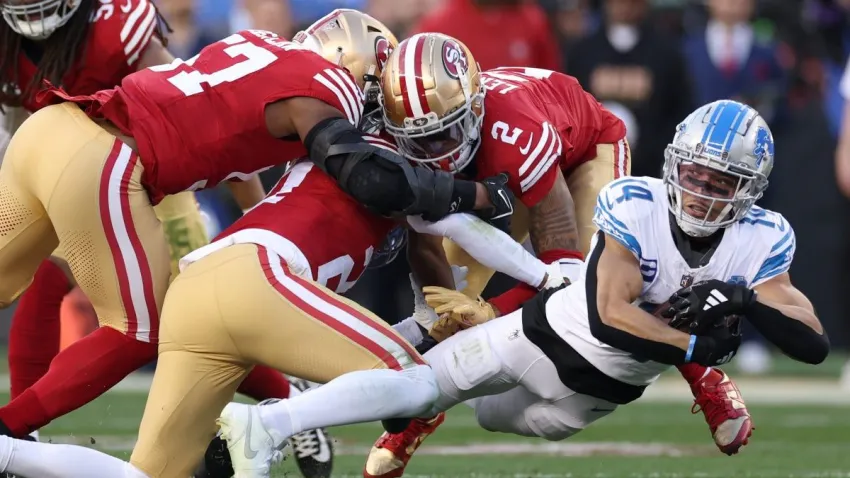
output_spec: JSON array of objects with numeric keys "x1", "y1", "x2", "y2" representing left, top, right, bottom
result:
[{"x1": 545, "y1": 176, "x2": 795, "y2": 386}]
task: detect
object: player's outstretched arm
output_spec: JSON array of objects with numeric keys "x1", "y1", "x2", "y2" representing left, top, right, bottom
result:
[
  {"x1": 406, "y1": 214, "x2": 553, "y2": 291},
  {"x1": 592, "y1": 232, "x2": 692, "y2": 362},
  {"x1": 269, "y1": 97, "x2": 509, "y2": 221},
  {"x1": 750, "y1": 273, "x2": 829, "y2": 364}
]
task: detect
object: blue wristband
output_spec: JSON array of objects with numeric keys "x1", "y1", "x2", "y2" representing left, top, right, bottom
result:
[{"x1": 685, "y1": 335, "x2": 697, "y2": 362}]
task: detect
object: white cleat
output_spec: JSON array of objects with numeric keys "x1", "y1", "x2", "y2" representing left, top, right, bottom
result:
[{"x1": 217, "y1": 402, "x2": 286, "y2": 478}]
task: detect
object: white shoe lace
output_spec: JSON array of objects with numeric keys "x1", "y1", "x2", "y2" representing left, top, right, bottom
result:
[{"x1": 290, "y1": 430, "x2": 320, "y2": 459}]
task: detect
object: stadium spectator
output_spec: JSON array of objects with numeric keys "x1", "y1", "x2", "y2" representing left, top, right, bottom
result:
[
  {"x1": 565, "y1": 0, "x2": 691, "y2": 177},
  {"x1": 682, "y1": 0, "x2": 787, "y2": 127},
  {"x1": 410, "y1": 0, "x2": 560, "y2": 71},
  {"x1": 158, "y1": 0, "x2": 218, "y2": 59}
]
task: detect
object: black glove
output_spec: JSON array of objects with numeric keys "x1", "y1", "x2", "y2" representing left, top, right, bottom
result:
[
  {"x1": 687, "y1": 317, "x2": 743, "y2": 366},
  {"x1": 662, "y1": 279, "x2": 756, "y2": 334},
  {"x1": 475, "y1": 173, "x2": 514, "y2": 234}
]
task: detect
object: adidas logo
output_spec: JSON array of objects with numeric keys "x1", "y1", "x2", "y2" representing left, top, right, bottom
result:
[{"x1": 702, "y1": 290, "x2": 728, "y2": 310}]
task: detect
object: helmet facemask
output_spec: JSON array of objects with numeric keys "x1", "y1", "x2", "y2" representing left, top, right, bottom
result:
[
  {"x1": 383, "y1": 86, "x2": 485, "y2": 174},
  {"x1": 1, "y1": 0, "x2": 81, "y2": 40},
  {"x1": 663, "y1": 143, "x2": 768, "y2": 237}
]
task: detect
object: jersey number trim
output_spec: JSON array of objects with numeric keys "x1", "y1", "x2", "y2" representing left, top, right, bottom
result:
[
  {"x1": 149, "y1": 33, "x2": 277, "y2": 97},
  {"x1": 262, "y1": 163, "x2": 373, "y2": 294}
]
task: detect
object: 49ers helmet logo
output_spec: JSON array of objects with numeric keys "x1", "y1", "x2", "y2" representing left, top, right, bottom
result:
[
  {"x1": 442, "y1": 40, "x2": 468, "y2": 79},
  {"x1": 375, "y1": 36, "x2": 393, "y2": 70}
]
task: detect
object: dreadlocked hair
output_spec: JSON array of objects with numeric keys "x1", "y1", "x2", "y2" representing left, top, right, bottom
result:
[{"x1": 0, "y1": 0, "x2": 171, "y2": 109}]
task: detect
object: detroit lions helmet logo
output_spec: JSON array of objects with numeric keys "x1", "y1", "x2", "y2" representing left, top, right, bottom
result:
[{"x1": 753, "y1": 127, "x2": 774, "y2": 167}]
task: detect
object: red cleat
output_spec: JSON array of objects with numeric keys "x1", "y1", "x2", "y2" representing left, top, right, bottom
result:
[
  {"x1": 690, "y1": 368, "x2": 753, "y2": 455},
  {"x1": 363, "y1": 413, "x2": 445, "y2": 478}
]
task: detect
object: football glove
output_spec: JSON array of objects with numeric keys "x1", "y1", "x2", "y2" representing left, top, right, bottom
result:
[
  {"x1": 410, "y1": 265, "x2": 469, "y2": 341},
  {"x1": 663, "y1": 279, "x2": 755, "y2": 334},
  {"x1": 423, "y1": 286, "x2": 497, "y2": 328},
  {"x1": 687, "y1": 316, "x2": 743, "y2": 366},
  {"x1": 475, "y1": 173, "x2": 514, "y2": 234}
]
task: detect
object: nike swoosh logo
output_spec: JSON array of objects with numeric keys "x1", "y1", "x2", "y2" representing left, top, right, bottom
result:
[
  {"x1": 244, "y1": 413, "x2": 259, "y2": 459},
  {"x1": 491, "y1": 189, "x2": 513, "y2": 219},
  {"x1": 313, "y1": 430, "x2": 332, "y2": 462},
  {"x1": 591, "y1": 407, "x2": 616, "y2": 413},
  {"x1": 519, "y1": 133, "x2": 534, "y2": 155}
]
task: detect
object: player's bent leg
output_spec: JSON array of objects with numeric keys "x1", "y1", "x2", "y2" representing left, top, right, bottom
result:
[
  {"x1": 471, "y1": 385, "x2": 617, "y2": 441},
  {"x1": 154, "y1": 190, "x2": 209, "y2": 280},
  {"x1": 365, "y1": 311, "x2": 533, "y2": 478},
  {"x1": 0, "y1": 326, "x2": 157, "y2": 436},
  {"x1": 0, "y1": 161, "x2": 59, "y2": 307},
  {"x1": 130, "y1": 350, "x2": 249, "y2": 478},
  {"x1": 194, "y1": 244, "x2": 433, "y2": 475},
  {"x1": 0, "y1": 435, "x2": 150, "y2": 478},
  {"x1": 7, "y1": 260, "x2": 66, "y2": 399},
  {"x1": 565, "y1": 138, "x2": 630, "y2": 255}
]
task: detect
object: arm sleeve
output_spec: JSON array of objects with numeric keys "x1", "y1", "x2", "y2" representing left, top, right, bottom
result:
[{"x1": 407, "y1": 214, "x2": 547, "y2": 288}]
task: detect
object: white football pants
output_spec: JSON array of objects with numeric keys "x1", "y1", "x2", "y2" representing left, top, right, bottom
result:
[{"x1": 422, "y1": 309, "x2": 619, "y2": 441}]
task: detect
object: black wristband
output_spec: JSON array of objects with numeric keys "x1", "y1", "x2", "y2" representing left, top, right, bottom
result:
[{"x1": 451, "y1": 179, "x2": 478, "y2": 214}]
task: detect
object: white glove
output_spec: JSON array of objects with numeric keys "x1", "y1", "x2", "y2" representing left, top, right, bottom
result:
[
  {"x1": 410, "y1": 273, "x2": 439, "y2": 330},
  {"x1": 556, "y1": 258, "x2": 584, "y2": 284},
  {"x1": 540, "y1": 258, "x2": 584, "y2": 289}
]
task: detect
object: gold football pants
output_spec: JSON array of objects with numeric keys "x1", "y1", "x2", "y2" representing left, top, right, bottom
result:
[
  {"x1": 130, "y1": 243, "x2": 425, "y2": 477},
  {"x1": 445, "y1": 139, "x2": 631, "y2": 298},
  {"x1": 0, "y1": 103, "x2": 206, "y2": 342}
]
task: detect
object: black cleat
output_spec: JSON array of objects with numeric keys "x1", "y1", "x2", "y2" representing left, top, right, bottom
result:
[
  {"x1": 194, "y1": 435, "x2": 232, "y2": 478},
  {"x1": 286, "y1": 379, "x2": 334, "y2": 478}
]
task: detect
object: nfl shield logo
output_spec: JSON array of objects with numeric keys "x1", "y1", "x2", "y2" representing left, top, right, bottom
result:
[{"x1": 680, "y1": 274, "x2": 694, "y2": 288}]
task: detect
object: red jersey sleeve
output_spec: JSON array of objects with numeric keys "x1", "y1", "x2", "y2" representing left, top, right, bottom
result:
[
  {"x1": 90, "y1": 0, "x2": 160, "y2": 75},
  {"x1": 478, "y1": 110, "x2": 567, "y2": 208}
]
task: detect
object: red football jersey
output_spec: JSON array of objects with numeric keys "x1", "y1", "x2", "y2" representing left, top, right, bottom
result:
[
  {"x1": 16, "y1": 0, "x2": 159, "y2": 112},
  {"x1": 217, "y1": 155, "x2": 396, "y2": 294},
  {"x1": 476, "y1": 67, "x2": 626, "y2": 207},
  {"x1": 42, "y1": 29, "x2": 364, "y2": 204}
]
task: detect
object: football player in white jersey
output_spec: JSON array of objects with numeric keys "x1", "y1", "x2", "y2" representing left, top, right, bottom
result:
[{"x1": 202, "y1": 100, "x2": 828, "y2": 476}]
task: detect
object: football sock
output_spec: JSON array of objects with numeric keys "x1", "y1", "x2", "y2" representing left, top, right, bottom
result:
[
  {"x1": 8, "y1": 260, "x2": 68, "y2": 399},
  {"x1": 0, "y1": 435, "x2": 148, "y2": 478},
  {"x1": 677, "y1": 363, "x2": 712, "y2": 384},
  {"x1": 259, "y1": 365, "x2": 437, "y2": 440},
  {"x1": 0, "y1": 327, "x2": 157, "y2": 436},
  {"x1": 237, "y1": 365, "x2": 291, "y2": 401}
]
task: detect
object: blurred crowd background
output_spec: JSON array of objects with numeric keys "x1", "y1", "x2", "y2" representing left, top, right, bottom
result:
[{"x1": 4, "y1": 0, "x2": 850, "y2": 380}]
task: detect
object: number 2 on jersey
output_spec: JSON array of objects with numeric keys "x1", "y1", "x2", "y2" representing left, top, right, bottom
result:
[{"x1": 151, "y1": 33, "x2": 277, "y2": 96}]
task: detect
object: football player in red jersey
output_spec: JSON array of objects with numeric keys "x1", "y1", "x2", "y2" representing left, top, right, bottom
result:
[
  {"x1": 0, "y1": 129, "x2": 555, "y2": 477},
  {"x1": 0, "y1": 0, "x2": 293, "y2": 452},
  {"x1": 362, "y1": 33, "x2": 754, "y2": 478},
  {"x1": 0, "y1": 11, "x2": 511, "y2": 437}
]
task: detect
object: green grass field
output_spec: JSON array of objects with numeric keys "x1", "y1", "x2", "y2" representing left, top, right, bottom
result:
[{"x1": 27, "y1": 371, "x2": 850, "y2": 478}]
